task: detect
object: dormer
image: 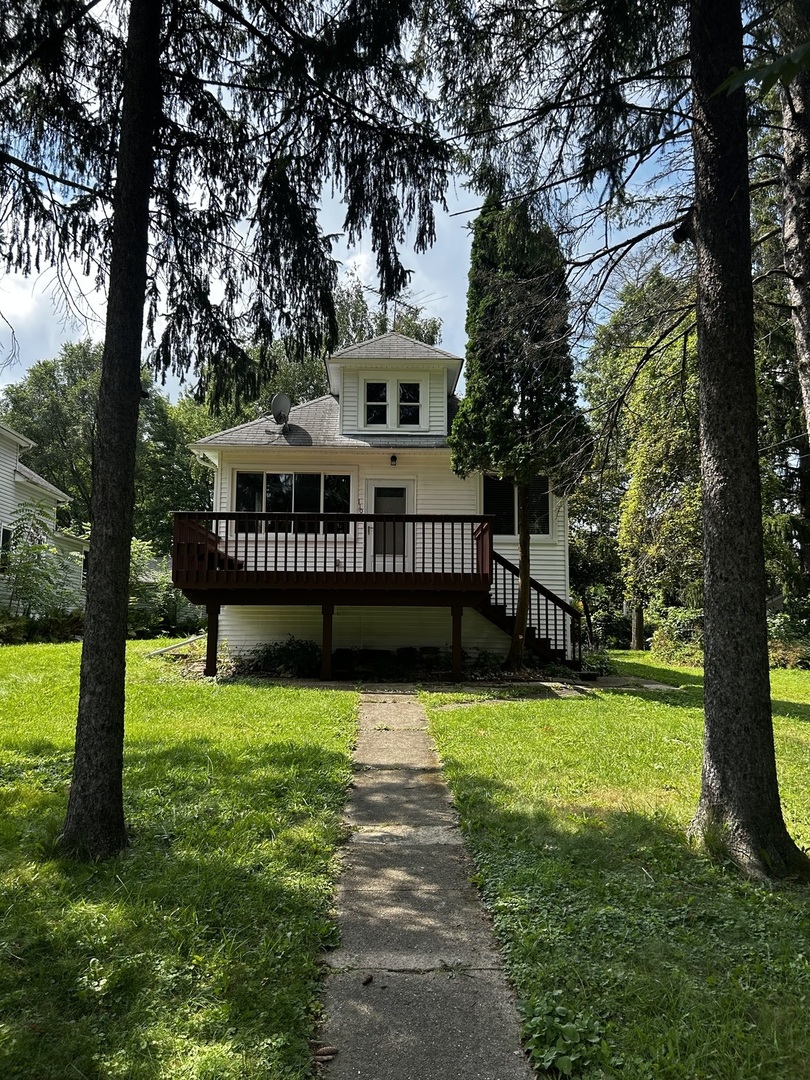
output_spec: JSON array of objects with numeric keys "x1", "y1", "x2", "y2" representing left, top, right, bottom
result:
[{"x1": 327, "y1": 332, "x2": 463, "y2": 438}]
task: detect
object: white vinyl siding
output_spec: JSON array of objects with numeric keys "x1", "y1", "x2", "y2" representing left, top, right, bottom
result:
[
  {"x1": 341, "y1": 370, "x2": 360, "y2": 431},
  {"x1": 429, "y1": 370, "x2": 446, "y2": 432},
  {"x1": 220, "y1": 603, "x2": 512, "y2": 655},
  {"x1": 339, "y1": 366, "x2": 448, "y2": 436},
  {"x1": 209, "y1": 446, "x2": 570, "y2": 659},
  {"x1": 0, "y1": 433, "x2": 18, "y2": 531}
]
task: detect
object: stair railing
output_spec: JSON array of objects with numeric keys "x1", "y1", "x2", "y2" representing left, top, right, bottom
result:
[{"x1": 491, "y1": 550, "x2": 582, "y2": 666}]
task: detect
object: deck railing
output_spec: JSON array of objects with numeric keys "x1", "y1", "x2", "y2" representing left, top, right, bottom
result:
[{"x1": 172, "y1": 511, "x2": 493, "y2": 591}]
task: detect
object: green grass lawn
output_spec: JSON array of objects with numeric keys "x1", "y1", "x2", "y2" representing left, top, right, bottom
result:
[
  {"x1": 422, "y1": 656, "x2": 810, "y2": 1080},
  {"x1": 0, "y1": 641, "x2": 357, "y2": 1080}
]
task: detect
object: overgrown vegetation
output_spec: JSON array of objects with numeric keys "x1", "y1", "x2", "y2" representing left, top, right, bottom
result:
[
  {"x1": 422, "y1": 655, "x2": 810, "y2": 1077},
  {"x1": 0, "y1": 641, "x2": 356, "y2": 1079}
]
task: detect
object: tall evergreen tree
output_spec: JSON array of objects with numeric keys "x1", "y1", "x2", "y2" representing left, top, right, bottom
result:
[
  {"x1": 2, "y1": 0, "x2": 450, "y2": 857},
  {"x1": 449, "y1": 191, "x2": 584, "y2": 669}
]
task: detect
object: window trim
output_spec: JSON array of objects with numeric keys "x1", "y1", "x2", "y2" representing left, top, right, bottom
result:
[
  {"x1": 233, "y1": 469, "x2": 354, "y2": 533},
  {"x1": 360, "y1": 375, "x2": 429, "y2": 432}
]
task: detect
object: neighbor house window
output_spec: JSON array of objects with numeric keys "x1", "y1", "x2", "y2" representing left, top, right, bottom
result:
[
  {"x1": 235, "y1": 472, "x2": 351, "y2": 532},
  {"x1": 483, "y1": 476, "x2": 550, "y2": 535},
  {"x1": 0, "y1": 526, "x2": 11, "y2": 573}
]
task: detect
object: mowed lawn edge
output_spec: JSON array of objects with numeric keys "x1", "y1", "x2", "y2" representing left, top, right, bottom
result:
[
  {"x1": 422, "y1": 658, "x2": 810, "y2": 1079},
  {"x1": 0, "y1": 640, "x2": 357, "y2": 1080}
]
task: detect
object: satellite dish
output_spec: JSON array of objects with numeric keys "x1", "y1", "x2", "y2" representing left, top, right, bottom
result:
[{"x1": 270, "y1": 392, "x2": 291, "y2": 426}]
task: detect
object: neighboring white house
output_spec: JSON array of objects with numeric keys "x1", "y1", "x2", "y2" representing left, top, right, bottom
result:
[
  {"x1": 0, "y1": 420, "x2": 87, "y2": 612},
  {"x1": 173, "y1": 333, "x2": 579, "y2": 676}
]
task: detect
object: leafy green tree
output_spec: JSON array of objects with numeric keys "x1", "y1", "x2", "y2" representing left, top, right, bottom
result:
[
  {"x1": 0, "y1": 342, "x2": 225, "y2": 553},
  {"x1": 0, "y1": 340, "x2": 101, "y2": 529},
  {"x1": 2, "y1": 501, "x2": 83, "y2": 618},
  {"x1": 449, "y1": 190, "x2": 584, "y2": 669},
  {"x1": 567, "y1": 474, "x2": 625, "y2": 649}
]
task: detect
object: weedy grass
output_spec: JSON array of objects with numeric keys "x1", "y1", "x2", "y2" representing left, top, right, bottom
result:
[
  {"x1": 422, "y1": 655, "x2": 810, "y2": 1079},
  {"x1": 0, "y1": 641, "x2": 357, "y2": 1079}
]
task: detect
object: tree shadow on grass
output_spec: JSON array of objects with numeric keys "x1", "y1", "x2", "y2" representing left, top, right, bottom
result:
[
  {"x1": 437, "y1": 756, "x2": 810, "y2": 1078},
  {"x1": 610, "y1": 655, "x2": 706, "y2": 689},
  {"x1": 0, "y1": 737, "x2": 352, "y2": 1080}
]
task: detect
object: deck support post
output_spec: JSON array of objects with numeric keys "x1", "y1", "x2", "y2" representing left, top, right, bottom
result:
[
  {"x1": 321, "y1": 602, "x2": 334, "y2": 680},
  {"x1": 451, "y1": 604, "x2": 463, "y2": 682},
  {"x1": 205, "y1": 603, "x2": 220, "y2": 677}
]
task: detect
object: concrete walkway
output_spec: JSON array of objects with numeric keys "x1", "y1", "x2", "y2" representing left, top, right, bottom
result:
[{"x1": 319, "y1": 688, "x2": 534, "y2": 1080}]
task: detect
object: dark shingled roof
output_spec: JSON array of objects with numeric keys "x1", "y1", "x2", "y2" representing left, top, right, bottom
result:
[{"x1": 195, "y1": 394, "x2": 460, "y2": 450}]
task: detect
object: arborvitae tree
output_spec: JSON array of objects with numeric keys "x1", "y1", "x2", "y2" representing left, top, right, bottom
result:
[{"x1": 449, "y1": 190, "x2": 584, "y2": 669}]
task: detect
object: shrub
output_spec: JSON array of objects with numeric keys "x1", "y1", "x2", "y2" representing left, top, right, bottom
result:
[
  {"x1": 128, "y1": 539, "x2": 203, "y2": 637},
  {"x1": 580, "y1": 647, "x2": 614, "y2": 676},
  {"x1": 649, "y1": 607, "x2": 704, "y2": 666},
  {"x1": 238, "y1": 636, "x2": 322, "y2": 678},
  {"x1": 767, "y1": 611, "x2": 810, "y2": 669}
]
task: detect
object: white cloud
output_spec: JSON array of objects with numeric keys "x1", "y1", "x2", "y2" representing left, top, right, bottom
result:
[{"x1": 0, "y1": 187, "x2": 477, "y2": 395}]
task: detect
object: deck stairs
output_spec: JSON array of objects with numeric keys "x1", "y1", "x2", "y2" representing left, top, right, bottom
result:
[{"x1": 477, "y1": 551, "x2": 582, "y2": 669}]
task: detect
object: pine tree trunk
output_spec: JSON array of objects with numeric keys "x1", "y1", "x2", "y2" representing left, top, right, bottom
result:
[
  {"x1": 61, "y1": 0, "x2": 163, "y2": 859},
  {"x1": 505, "y1": 484, "x2": 531, "y2": 671},
  {"x1": 780, "y1": 4, "x2": 810, "y2": 448},
  {"x1": 688, "y1": 0, "x2": 809, "y2": 877},
  {"x1": 630, "y1": 603, "x2": 645, "y2": 651}
]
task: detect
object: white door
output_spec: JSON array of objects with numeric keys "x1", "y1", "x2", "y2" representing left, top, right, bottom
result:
[{"x1": 366, "y1": 480, "x2": 414, "y2": 571}]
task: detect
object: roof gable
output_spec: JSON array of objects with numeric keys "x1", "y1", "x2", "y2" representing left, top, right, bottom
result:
[{"x1": 329, "y1": 331, "x2": 460, "y2": 363}]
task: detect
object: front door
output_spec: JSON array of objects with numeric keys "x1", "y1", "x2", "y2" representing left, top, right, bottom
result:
[{"x1": 366, "y1": 480, "x2": 413, "y2": 571}]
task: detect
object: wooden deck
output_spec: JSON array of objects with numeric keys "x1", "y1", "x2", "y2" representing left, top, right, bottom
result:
[
  {"x1": 173, "y1": 511, "x2": 493, "y2": 602},
  {"x1": 173, "y1": 512, "x2": 494, "y2": 677}
]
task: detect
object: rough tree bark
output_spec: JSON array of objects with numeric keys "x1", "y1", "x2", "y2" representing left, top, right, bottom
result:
[
  {"x1": 780, "y1": 2, "x2": 810, "y2": 445},
  {"x1": 61, "y1": 0, "x2": 163, "y2": 858},
  {"x1": 688, "y1": 0, "x2": 810, "y2": 876},
  {"x1": 505, "y1": 483, "x2": 531, "y2": 670}
]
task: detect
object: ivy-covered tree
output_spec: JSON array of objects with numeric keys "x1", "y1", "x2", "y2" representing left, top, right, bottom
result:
[{"x1": 449, "y1": 190, "x2": 584, "y2": 669}]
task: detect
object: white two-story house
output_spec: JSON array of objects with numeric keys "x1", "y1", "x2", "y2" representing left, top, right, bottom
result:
[{"x1": 172, "y1": 333, "x2": 579, "y2": 677}]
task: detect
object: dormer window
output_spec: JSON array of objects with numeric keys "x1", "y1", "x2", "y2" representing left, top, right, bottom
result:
[
  {"x1": 398, "y1": 382, "x2": 421, "y2": 425},
  {"x1": 361, "y1": 376, "x2": 427, "y2": 431},
  {"x1": 365, "y1": 382, "x2": 388, "y2": 425}
]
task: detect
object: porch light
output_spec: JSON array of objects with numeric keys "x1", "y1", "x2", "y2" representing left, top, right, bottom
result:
[{"x1": 390, "y1": 454, "x2": 397, "y2": 466}]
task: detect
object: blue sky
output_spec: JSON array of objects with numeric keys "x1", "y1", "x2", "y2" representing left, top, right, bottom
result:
[{"x1": 0, "y1": 187, "x2": 476, "y2": 398}]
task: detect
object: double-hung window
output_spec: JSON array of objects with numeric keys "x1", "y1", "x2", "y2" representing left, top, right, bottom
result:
[
  {"x1": 235, "y1": 472, "x2": 351, "y2": 532},
  {"x1": 483, "y1": 476, "x2": 550, "y2": 535},
  {"x1": 365, "y1": 382, "x2": 388, "y2": 425},
  {"x1": 363, "y1": 377, "x2": 424, "y2": 429}
]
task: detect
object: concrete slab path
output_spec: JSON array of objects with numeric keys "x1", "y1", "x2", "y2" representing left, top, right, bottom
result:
[{"x1": 319, "y1": 688, "x2": 534, "y2": 1080}]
